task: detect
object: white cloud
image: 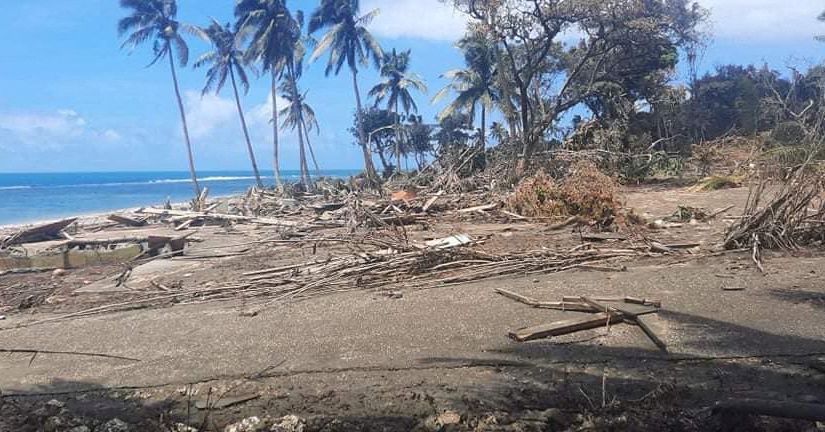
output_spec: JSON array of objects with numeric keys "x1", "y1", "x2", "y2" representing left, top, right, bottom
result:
[
  {"x1": 183, "y1": 91, "x2": 237, "y2": 140},
  {"x1": 0, "y1": 109, "x2": 122, "y2": 151},
  {"x1": 359, "y1": 1, "x2": 822, "y2": 44},
  {"x1": 697, "y1": 0, "x2": 822, "y2": 41},
  {"x1": 362, "y1": 0, "x2": 468, "y2": 41}
]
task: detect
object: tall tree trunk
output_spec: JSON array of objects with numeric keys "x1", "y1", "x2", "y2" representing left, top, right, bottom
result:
[
  {"x1": 168, "y1": 49, "x2": 200, "y2": 196},
  {"x1": 297, "y1": 122, "x2": 311, "y2": 187},
  {"x1": 480, "y1": 104, "x2": 487, "y2": 151},
  {"x1": 289, "y1": 65, "x2": 311, "y2": 188},
  {"x1": 350, "y1": 67, "x2": 379, "y2": 184},
  {"x1": 394, "y1": 99, "x2": 401, "y2": 174},
  {"x1": 271, "y1": 70, "x2": 282, "y2": 188},
  {"x1": 302, "y1": 120, "x2": 321, "y2": 175},
  {"x1": 229, "y1": 66, "x2": 263, "y2": 188}
]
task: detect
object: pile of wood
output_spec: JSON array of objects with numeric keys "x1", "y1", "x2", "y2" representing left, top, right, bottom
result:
[
  {"x1": 725, "y1": 167, "x2": 825, "y2": 269},
  {"x1": 497, "y1": 289, "x2": 666, "y2": 351}
]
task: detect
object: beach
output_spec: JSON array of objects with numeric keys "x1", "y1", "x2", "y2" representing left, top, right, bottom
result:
[
  {"x1": 0, "y1": 170, "x2": 358, "y2": 226},
  {"x1": 2, "y1": 181, "x2": 825, "y2": 431}
]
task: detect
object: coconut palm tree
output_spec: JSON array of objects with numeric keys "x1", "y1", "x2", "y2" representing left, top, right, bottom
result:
[
  {"x1": 118, "y1": 0, "x2": 204, "y2": 195},
  {"x1": 235, "y1": 0, "x2": 295, "y2": 187},
  {"x1": 276, "y1": 8, "x2": 315, "y2": 187},
  {"x1": 308, "y1": 0, "x2": 383, "y2": 184},
  {"x1": 195, "y1": 19, "x2": 263, "y2": 188},
  {"x1": 280, "y1": 74, "x2": 317, "y2": 186},
  {"x1": 433, "y1": 33, "x2": 499, "y2": 151},
  {"x1": 369, "y1": 48, "x2": 427, "y2": 172}
]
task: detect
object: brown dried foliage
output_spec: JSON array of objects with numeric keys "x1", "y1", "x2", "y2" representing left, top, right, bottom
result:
[{"x1": 508, "y1": 162, "x2": 623, "y2": 227}]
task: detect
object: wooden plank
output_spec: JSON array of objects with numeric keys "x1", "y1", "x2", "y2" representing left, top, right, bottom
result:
[
  {"x1": 627, "y1": 315, "x2": 668, "y2": 352},
  {"x1": 509, "y1": 313, "x2": 623, "y2": 342},
  {"x1": 2, "y1": 218, "x2": 77, "y2": 246},
  {"x1": 457, "y1": 203, "x2": 499, "y2": 213},
  {"x1": 136, "y1": 208, "x2": 299, "y2": 227},
  {"x1": 107, "y1": 214, "x2": 148, "y2": 227},
  {"x1": 495, "y1": 288, "x2": 539, "y2": 306}
]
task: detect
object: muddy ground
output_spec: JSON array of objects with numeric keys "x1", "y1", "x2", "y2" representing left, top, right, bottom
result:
[{"x1": 1, "y1": 184, "x2": 824, "y2": 432}]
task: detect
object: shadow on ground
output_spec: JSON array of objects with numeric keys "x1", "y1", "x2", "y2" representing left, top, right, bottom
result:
[{"x1": 2, "y1": 311, "x2": 825, "y2": 431}]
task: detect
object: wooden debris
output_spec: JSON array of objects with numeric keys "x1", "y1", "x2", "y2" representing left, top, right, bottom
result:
[
  {"x1": 457, "y1": 203, "x2": 500, "y2": 213},
  {"x1": 509, "y1": 313, "x2": 622, "y2": 342},
  {"x1": 1, "y1": 218, "x2": 77, "y2": 247},
  {"x1": 581, "y1": 233, "x2": 627, "y2": 242},
  {"x1": 107, "y1": 214, "x2": 148, "y2": 227},
  {"x1": 627, "y1": 314, "x2": 668, "y2": 352},
  {"x1": 136, "y1": 207, "x2": 300, "y2": 227}
]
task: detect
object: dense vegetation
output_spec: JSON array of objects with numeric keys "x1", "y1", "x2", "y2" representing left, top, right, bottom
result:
[{"x1": 118, "y1": 0, "x2": 825, "y2": 193}]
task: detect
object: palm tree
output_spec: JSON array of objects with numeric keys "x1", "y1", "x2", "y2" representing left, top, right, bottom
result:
[
  {"x1": 279, "y1": 76, "x2": 314, "y2": 186},
  {"x1": 433, "y1": 33, "x2": 498, "y2": 151},
  {"x1": 118, "y1": 0, "x2": 203, "y2": 195},
  {"x1": 235, "y1": 0, "x2": 295, "y2": 187},
  {"x1": 277, "y1": 8, "x2": 314, "y2": 187},
  {"x1": 369, "y1": 48, "x2": 427, "y2": 172},
  {"x1": 195, "y1": 19, "x2": 263, "y2": 188},
  {"x1": 309, "y1": 0, "x2": 383, "y2": 184}
]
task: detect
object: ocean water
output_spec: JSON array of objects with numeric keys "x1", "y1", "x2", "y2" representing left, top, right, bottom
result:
[{"x1": 0, "y1": 170, "x2": 358, "y2": 226}]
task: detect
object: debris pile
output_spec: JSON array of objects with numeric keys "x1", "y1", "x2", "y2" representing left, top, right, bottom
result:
[{"x1": 725, "y1": 167, "x2": 825, "y2": 257}]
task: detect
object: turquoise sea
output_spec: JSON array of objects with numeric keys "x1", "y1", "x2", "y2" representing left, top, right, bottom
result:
[{"x1": 0, "y1": 170, "x2": 358, "y2": 226}]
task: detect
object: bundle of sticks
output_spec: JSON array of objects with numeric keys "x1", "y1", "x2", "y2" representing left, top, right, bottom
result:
[{"x1": 725, "y1": 166, "x2": 825, "y2": 270}]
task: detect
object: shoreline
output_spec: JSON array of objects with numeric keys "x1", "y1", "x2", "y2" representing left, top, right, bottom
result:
[{"x1": 0, "y1": 193, "x2": 241, "y2": 232}]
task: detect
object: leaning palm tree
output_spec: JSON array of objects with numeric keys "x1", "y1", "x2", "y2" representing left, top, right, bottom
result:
[
  {"x1": 433, "y1": 33, "x2": 499, "y2": 150},
  {"x1": 277, "y1": 9, "x2": 314, "y2": 187},
  {"x1": 279, "y1": 77, "x2": 315, "y2": 186},
  {"x1": 291, "y1": 90, "x2": 322, "y2": 175},
  {"x1": 369, "y1": 48, "x2": 427, "y2": 172},
  {"x1": 235, "y1": 0, "x2": 294, "y2": 187},
  {"x1": 195, "y1": 19, "x2": 263, "y2": 188},
  {"x1": 118, "y1": 0, "x2": 203, "y2": 195},
  {"x1": 309, "y1": 0, "x2": 383, "y2": 184}
]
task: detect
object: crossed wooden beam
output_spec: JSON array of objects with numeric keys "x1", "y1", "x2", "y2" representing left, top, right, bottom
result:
[{"x1": 496, "y1": 289, "x2": 667, "y2": 352}]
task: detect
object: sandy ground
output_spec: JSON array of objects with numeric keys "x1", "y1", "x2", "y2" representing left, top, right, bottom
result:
[{"x1": 1, "y1": 184, "x2": 824, "y2": 431}]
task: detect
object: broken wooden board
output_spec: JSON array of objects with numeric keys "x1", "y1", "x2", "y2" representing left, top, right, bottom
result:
[
  {"x1": 509, "y1": 313, "x2": 623, "y2": 342},
  {"x1": 495, "y1": 289, "x2": 596, "y2": 312},
  {"x1": 137, "y1": 208, "x2": 299, "y2": 227},
  {"x1": 1, "y1": 218, "x2": 77, "y2": 247},
  {"x1": 424, "y1": 234, "x2": 473, "y2": 249},
  {"x1": 107, "y1": 214, "x2": 148, "y2": 227},
  {"x1": 627, "y1": 314, "x2": 668, "y2": 352}
]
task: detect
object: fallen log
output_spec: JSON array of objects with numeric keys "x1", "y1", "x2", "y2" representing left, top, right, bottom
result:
[
  {"x1": 713, "y1": 399, "x2": 825, "y2": 422},
  {"x1": 509, "y1": 313, "x2": 622, "y2": 342}
]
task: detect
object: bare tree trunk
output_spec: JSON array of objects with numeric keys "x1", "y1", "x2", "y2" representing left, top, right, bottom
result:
[
  {"x1": 168, "y1": 49, "x2": 200, "y2": 196},
  {"x1": 289, "y1": 65, "x2": 311, "y2": 188},
  {"x1": 480, "y1": 104, "x2": 487, "y2": 150},
  {"x1": 271, "y1": 70, "x2": 282, "y2": 188},
  {"x1": 394, "y1": 99, "x2": 401, "y2": 173},
  {"x1": 230, "y1": 66, "x2": 263, "y2": 188},
  {"x1": 302, "y1": 120, "x2": 321, "y2": 175},
  {"x1": 351, "y1": 67, "x2": 379, "y2": 184}
]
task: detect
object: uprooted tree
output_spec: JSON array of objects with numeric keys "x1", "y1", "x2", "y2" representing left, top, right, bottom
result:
[{"x1": 449, "y1": 0, "x2": 706, "y2": 170}]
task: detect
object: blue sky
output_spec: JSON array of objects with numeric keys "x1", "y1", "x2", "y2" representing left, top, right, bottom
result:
[{"x1": 0, "y1": 0, "x2": 823, "y2": 173}]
